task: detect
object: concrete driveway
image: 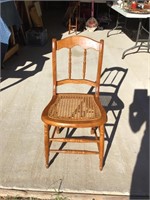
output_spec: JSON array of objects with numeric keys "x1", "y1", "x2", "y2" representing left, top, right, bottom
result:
[{"x1": 0, "y1": 4, "x2": 149, "y2": 199}]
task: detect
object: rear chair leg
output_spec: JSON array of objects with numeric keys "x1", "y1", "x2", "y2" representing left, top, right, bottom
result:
[
  {"x1": 99, "y1": 125, "x2": 105, "y2": 171},
  {"x1": 44, "y1": 123, "x2": 50, "y2": 168}
]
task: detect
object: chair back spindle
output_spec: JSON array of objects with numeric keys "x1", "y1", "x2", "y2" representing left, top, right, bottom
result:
[{"x1": 69, "y1": 48, "x2": 72, "y2": 79}]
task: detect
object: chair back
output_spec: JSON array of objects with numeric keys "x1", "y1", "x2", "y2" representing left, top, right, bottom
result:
[{"x1": 52, "y1": 35, "x2": 104, "y2": 98}]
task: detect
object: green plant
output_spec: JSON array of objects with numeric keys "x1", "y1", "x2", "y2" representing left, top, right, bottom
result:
[{"x1": 53, "y1": 190, "x2": 70, "y2": 200}]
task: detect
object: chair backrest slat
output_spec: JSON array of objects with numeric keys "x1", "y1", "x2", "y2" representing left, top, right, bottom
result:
[{"x1": 57, "y1": 79, "x2": 97, "y2": 86}]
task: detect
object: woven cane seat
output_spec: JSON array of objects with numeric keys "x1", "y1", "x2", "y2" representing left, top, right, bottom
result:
[{"x1": 48, "y1": 94, "x2": 101, "y2": 121}]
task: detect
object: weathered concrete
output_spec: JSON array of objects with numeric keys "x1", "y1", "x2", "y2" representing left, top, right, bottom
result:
[{"x1": 0, "y1": 4, "x2": 149, "y2": 199}]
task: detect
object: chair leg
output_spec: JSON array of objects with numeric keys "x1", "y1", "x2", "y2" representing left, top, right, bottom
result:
[
  {"x1": 44, "y1": 123, "x2": 50, "y2": 168},
  {"x1": 68, "y1": 18, "x2": 71, "y2": 34},
  {"x1": 99, "y1": 125, "x2": 105, "y2": 170},
  {"x1": 75, "y1": 16, "x2": 78, "y2": 33}
]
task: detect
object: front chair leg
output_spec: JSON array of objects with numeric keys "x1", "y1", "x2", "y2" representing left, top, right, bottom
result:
[
  {"x1": 44, "y1": 123, "x2": 50, "y2": 168},
  {"x1": 99, "y1": 125, "x2": 105, "y2": 171}
]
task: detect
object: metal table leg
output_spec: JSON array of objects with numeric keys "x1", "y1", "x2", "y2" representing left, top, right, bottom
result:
[
  {"x1": 107, "y1": 13, "x2": 126, "y2": 37},
  {"x1": 122, "y1": 18, "x2": 150, "y2": 59}
]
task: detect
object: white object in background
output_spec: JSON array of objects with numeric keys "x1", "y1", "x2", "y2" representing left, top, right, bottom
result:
[{"x1": 117, "y1": 0, "x2": 123, "y2": 7}]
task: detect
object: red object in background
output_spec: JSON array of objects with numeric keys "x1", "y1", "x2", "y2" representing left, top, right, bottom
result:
[{"x1": 131, "y1": 1, "x2": 137, "y2": 9}]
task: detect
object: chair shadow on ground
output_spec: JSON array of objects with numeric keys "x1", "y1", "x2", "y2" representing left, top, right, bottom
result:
[
  {"x1": 1, "y1": 44, "x2": 50, "y2": 92},
  {"x1": 89, "y1": 66, "x2": 128, "y2": 167},
  {"x1": 48, "y1": 66, "x2": 128, "y2": 168},
  {"x1": 129, "y1": 89, "x2": 149, "y2": 199}
]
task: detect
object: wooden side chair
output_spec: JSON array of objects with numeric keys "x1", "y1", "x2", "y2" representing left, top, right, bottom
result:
[
  {"x1": 41, "y1": 35, "x2": 107, "y2": 170},
  {"x1": 68, "y1": 2, "x2": 80, "y2": 34},
  {"x1": 68, "y1": 15, "x2": 78, "y2": 34}
]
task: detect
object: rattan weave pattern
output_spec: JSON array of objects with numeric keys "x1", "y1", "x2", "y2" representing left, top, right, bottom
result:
[{"x1": 48, "y1": 94, "x2": 101, "y2": 121}]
